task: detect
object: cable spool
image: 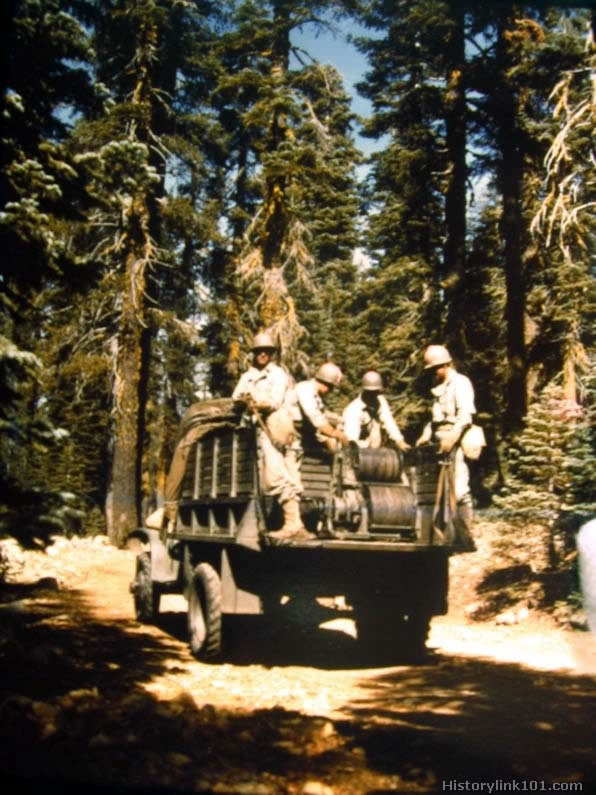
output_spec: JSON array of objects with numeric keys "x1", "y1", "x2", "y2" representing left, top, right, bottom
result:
[
  {"x1": 363, "y1": 484, "x2": 416, "y2": 531},
  {"x1": 351, "y1": 447, "x2": 402, "y2": 482}
]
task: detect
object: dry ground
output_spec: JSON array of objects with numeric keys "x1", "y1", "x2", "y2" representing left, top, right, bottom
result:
[{"x1": 0, "y1": 530, "x2": 595, "y2": 794}]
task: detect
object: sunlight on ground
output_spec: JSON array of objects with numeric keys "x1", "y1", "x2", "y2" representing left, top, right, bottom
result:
[
  {"x1": 429, "y1": 619, "x2": 596, "y2": 674},
  {"x1": 319, "y1": 617, "x2": 357, "y2": 639},
  {"x1": 157, "y1": 593, "x2": 596, "y2": 675}
]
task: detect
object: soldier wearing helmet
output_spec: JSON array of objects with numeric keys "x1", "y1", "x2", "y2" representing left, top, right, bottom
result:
[
  {"x1": 343, "y1": 371, "x2": 410, "y2": 452},
  {"x1": 233, "y1": 331, "x2": 314, "y2": 543},
  {"x1": 232, "y1": 331, "x2": 288, "y2": 413},
  {"x1": 416, "y1": 344, "x2": 477, "y2": 551},
  {"x1": 293, "y1": 362, "x2": 350, "y2": 454}
]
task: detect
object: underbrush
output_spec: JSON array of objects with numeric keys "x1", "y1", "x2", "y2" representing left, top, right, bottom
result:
[{"x1": 449, "y1": 513, "x2": 585, "y2": 629}]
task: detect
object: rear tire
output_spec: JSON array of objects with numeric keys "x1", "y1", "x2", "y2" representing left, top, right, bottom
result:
[
  {"x1": 395, "y1": 612, "x2": 431, "y2": 662},
  {"x1": 188, "y1": 562, "x2": 222, "y2": 660},
  {"x1": 132, "y1": 552, "x2": 160, "y2": 623},
  {"x1": 353, "y1": 596, "x2": 430, "y2": 663}
]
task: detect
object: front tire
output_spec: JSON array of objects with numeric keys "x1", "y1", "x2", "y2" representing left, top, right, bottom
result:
[
  {"x1": 132, "y1": 552, "x2": 160, "y2": 623},
  {"x1": 188, "y1": 562, "x2": 222, "y2": 660}
]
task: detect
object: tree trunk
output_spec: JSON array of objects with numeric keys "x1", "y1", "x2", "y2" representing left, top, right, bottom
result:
[
  {"x1": 495, "y1": 12, "x2": 527, "y2": 432},
  {"x1": 109, "y1": 199, "x2": 150, "y2": 546},
  {"x1": 443, "y1": 4, "x2": 467, "y2": 344},
  {"x1": 107, "y1": 8, "x2": 156, "y2": 545}
]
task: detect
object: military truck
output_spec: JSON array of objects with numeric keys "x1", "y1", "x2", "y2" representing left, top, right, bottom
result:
[{"x1": 129, "y1": 398, "x2": 465, "y2": 662}]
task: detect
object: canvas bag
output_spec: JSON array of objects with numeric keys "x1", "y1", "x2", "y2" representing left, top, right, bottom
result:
[{"x1": 461, "y1": 424, "x2": 486, "y2": 460}]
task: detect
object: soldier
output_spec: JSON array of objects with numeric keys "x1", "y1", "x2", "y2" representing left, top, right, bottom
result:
[
  {"x1": 416, "y1": 344, "x2": 476, "y2": 551},
  {"x1": 343, "y1": 370, "x2": 410, "y2": 452},
  {"x1": 293, "y1": 362, "x2": 350, "y2": 452},
  {"x1": 232, "y1": 332, "x2": 314, "y2": 543},
  {"x1": 577, "y1": 518, "x2": 596, "y2": 634}
]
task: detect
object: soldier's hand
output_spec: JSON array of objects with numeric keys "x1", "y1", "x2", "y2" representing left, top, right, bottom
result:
[
  {"x1": 336, "y1": 430, "x2": 350, "y2": 447},
  {"x1": 415, "y1": 425, "x2": 432, "y2": 447},
  {"x1": 438, "y1": 430, "x2": 459, "y2": 454},
  {"x1": 395, "y1": 439, "x2": 411, "y2": 452}
]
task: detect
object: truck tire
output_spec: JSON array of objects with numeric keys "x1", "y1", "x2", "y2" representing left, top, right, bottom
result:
[
  {"x1": 353, "y1": 598, "x2": 430, "y2": 663},
  {"x1": 132, "y1": 552, "x2": 161, "y2": 623},
  {"x1": 397, "y1": 612, "x2": 431, "y2": 662},
  {"x1": 188, "y1": 562, "x2": 222, "y2": 660}
]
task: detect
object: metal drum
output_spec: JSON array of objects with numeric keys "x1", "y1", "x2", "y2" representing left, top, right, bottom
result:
[
  {"x1": 352, "y1": 447, "x2": 402, "y2": 482},
  {"x1": 363, "y1": 484, "x2": 417, "y2": 531}
]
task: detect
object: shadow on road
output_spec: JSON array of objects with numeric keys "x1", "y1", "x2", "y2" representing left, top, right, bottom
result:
[
  {"x1": 157, "y1": 601, "x2": 379, "y2": 670},
  {"x1": 342, "y1": 654, "x2": 596, "y2": 790},
  {"x1": 1, "y1": 584, "x2": 595, "y2": 793}
]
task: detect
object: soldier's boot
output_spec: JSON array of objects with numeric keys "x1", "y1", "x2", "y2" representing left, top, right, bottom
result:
[
  {"x1": 163, "y1": 500, "x2": 178, "y2": 533},
  {"x1": 453, "y1": 500, "x2": 476, "y2": 552},
  {"x1": 268, "y1": 499, "x2": 315, "y2": 543}
]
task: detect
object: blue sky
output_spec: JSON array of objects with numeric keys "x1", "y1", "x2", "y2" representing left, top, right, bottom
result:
[{"x1": 291, "y1": 19, "x2": 380, "y2": 156}]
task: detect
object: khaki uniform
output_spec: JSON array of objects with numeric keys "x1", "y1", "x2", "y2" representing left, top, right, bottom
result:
[
  {"x1": 421, "y1": 368, "x2": 475, "y2": 502},
  {"x1": 343, "y1": 394, "x2": 405, "y2": 449},
  {"x1": 292, "y1": 379, "x2": 331, "y2": 451},
  {"x1": 233, "y1": 362, "x2": 301, "y2": 504}
]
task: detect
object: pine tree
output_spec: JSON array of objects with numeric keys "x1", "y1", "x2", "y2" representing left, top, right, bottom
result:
[
  {"x1": 530, "y1": 11, "x2": 595, "y2": 406},
  {"x1": 212, "y1": 0, "x2": 362, "y2": 380},
  {"x1": 353, "y1": 0, "x2": 449, "y2": 416},
  {"x1": 0, "y1": 0, "x2": 96, "y2": 545},
  {"x1": 65, "y1": 0, "x2": 226, "y2": 543},
  {"x1": 493, "y1": 379, "x2": 579, "y2": 570},
  {"x1": 287, "y1": 61, "x2": 362, "y2": 378},
  {"x1": 563, "y1": 357, "x2": 596, "y2": 522},
  {"x1": 0, "y1": 335, "x2": 81, "y2": 545}
]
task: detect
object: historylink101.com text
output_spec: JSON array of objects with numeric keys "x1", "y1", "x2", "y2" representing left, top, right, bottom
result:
[{"x1": 442, "y1": 781, "x2": 582, "y2": 792}]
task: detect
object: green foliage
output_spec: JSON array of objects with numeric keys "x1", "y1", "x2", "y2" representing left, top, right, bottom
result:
[
  {"x1": 0, "y1": 336, "x2": 82, "y2": 545},
  {"x1": 494, "y1": 374, "x2": 595, "y2": 526},
  {"x1": 0, "y1": 0, "x2": 593, "y2": 552},
  {"x1": 0, "y1": 1, "x2": 96, "y2": 545},
  {"x1": 562, "y1": 359, "x2": 596, "y2": 520}
]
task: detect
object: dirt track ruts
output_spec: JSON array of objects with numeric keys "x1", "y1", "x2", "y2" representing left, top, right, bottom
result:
[{"x1": 1, "y1": 539, "x2": 595, "y2": 794}]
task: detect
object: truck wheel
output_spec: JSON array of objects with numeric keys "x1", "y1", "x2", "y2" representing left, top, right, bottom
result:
[
  {"x1": 188, "y1": 562, "x2": 222, "y2": 660},
  {"x1": 132, "y1": 552, "x2": 161, "y2": 623},
  {"x1": 353, "y1": 600, "x2": 392, "y2": 659},
  {"x1": 398, "y1": 613, "x2": 431, "y2": 662},
  {"x1": 354, "y1": 600, "x2": 430, "y2": 663}
]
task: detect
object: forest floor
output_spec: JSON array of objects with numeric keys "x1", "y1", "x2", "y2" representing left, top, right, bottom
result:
[{"x1": 0, "y1": 521, "x2": 595, "y2": 794}]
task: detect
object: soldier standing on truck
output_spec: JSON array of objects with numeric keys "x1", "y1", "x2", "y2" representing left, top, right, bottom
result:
[
  {"x1": 232, "y1": 332, "x2": 315, "y2": 543},
  {"x1": 343, "y1": 370, "x2": 411, "y2": 452},
  {"x1": 293, "y1": 362, "x2": 350, "y2": 452},
  {"x1": 415, "y1": 344, "x2": 477, "y2": 551}
]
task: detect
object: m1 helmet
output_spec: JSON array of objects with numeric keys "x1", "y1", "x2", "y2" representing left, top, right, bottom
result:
[
  {"x1": 423, "y1": 344, "x2": 452, "y2": 369},
  {"x1": 251, "y1": 331, "x2": 277, "y2": 351},
  {"x1": 362, "y1": 370, "x2": 383, "y2": 391},
  {"x1": 315, "y1": 362, "x2": 343, "y2": 387}
]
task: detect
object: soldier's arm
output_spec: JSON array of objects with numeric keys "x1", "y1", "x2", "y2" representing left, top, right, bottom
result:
[
  {"x1": 342, "y1": 400, "x2": 362, "y2": 443},
  {"x1": 379, "y1": 397, "x2": 410, "y2": 450}
]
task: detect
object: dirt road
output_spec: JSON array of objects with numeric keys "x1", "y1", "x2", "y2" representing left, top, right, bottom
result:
[{"x1": 1, "y1": 537, "x2": 595, "y2": 794}]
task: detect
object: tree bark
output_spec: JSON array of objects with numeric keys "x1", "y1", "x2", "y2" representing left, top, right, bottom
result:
[
  {"x1": 443, "y1": 3, "x2": 467, "y2": 343},
  {"x1": 495, "y1": 12, "x2": 527, "y2": 432},
  {"x1": 107, "y1": 7, "x2": 156, "y2": 546},
  {"x1": 109, "y1": 198, "x2": 150, "y2": 546}
]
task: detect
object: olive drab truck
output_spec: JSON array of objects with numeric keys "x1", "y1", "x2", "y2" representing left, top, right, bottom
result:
[{"x1": 129, "y1": 398, "x2": 467, "y2": 662}]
